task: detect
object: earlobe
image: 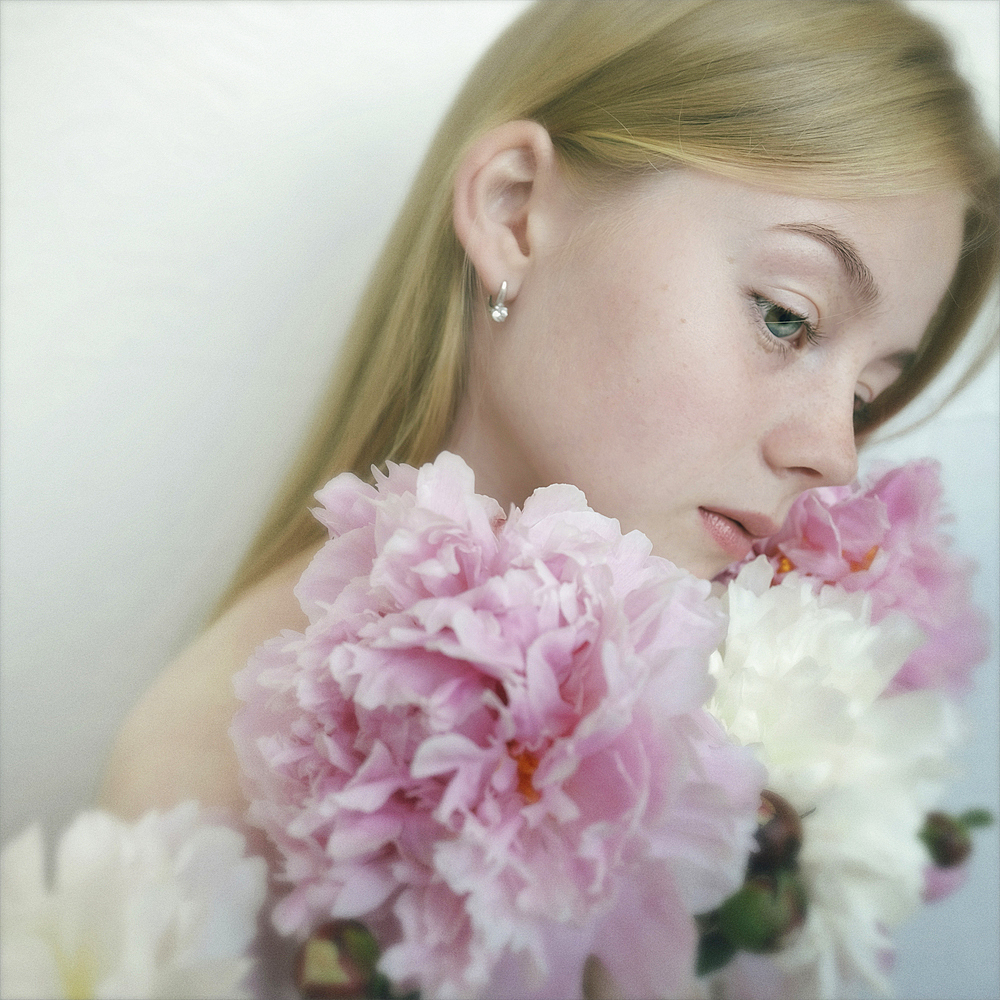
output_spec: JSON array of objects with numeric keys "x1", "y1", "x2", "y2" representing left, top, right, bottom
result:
[{"x1": 452, "y1": 120, "x2": 558, "y2": 304}]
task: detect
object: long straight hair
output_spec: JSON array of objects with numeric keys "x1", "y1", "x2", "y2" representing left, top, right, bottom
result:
[{"x1": 216, "y1": 0, "x2": 999, "y2": 615}]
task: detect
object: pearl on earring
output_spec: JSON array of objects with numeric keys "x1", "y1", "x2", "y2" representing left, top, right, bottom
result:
[{"x1": 488, "y1": 281, "x2": 508, "y2": 323}]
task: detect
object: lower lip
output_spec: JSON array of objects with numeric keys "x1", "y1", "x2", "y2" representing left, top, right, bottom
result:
[{"x1": 699, "y1": 508, "x2": 754, "y2": 562}]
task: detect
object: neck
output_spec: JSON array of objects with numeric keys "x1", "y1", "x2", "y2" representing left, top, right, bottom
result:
[{"x1": 443, "y1": 393, "x2": 537, "y2": 512}]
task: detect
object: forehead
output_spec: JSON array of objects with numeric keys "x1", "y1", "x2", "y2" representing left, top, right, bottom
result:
[
  {"x1": 606, "y1": 170, "x2": 967, "y2": 316},
  {"x1": 753, "y1": 185, "x2": 962, "y2": 284}
]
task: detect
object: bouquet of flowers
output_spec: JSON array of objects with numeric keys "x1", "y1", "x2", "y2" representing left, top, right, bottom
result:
[
  {"x1": 228, "y1": 452, "x2": 990, "y2": 1000},
  {"x1": 2, "y1": 454, "x2": 991, "y2": 1000}
]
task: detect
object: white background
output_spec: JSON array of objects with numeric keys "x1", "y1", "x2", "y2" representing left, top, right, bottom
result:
[{"x1": 1, "y1": 2, "x2": 997, "y2": 997}]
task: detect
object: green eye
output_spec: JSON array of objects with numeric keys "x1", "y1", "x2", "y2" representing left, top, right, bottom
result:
[{"x1": 760, "y1": 300, "x2": 807, "y2": 339}]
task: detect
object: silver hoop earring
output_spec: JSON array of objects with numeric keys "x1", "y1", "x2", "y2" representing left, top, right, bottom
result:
[{"x1": 488, "y1": 281, "x2": 508, "y2": 323}]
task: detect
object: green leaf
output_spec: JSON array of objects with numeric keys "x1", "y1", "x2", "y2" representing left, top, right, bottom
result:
[
  {"x1": 697, "y1": 929, "x2": 738, "y2": 976},
  {"x1": 958, "y1": 808, "x2": 994, "y2": 830}
]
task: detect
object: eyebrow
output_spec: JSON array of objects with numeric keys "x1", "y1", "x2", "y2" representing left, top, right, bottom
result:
[{"x1": 772, "y1": 222, "x2": 881, "y2": 309}]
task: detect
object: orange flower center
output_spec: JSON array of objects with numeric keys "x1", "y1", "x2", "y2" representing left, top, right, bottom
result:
[
  {"x1": 507, "y1": 742, "x2": 542, "y2": 804},
  {"x1": 776, "y1": 554, "x2": 795, "y2": 575},
  {"x1": 849, "y1": 545, "x2": 879, "y2": 573}
]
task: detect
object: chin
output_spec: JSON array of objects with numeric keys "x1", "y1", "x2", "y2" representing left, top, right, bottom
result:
[{"x1": 687, "y1": 557, "x2": 731, "y2": 581}]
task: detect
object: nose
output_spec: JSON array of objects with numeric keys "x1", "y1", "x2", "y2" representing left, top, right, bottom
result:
[{"x1": 761, "y1": 384, "x2": 859, "y2": 487}]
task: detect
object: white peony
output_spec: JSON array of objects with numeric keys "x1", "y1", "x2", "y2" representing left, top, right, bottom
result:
[
  {"x1": 0, "y1": 802, "x2": 267, "y2": 1000},
  {"x1": 707, "y1": 558, "x2": 963, "y2": 999}
]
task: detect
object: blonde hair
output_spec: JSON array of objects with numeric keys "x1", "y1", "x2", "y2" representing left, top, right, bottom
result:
[{"x1": 216, "y1": 0, "x2": 999, "y2": 614}]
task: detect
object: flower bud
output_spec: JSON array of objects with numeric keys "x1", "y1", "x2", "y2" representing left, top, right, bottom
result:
[
  {"x1": 295, "y1": 920, "x2": 381, "y2": 1000},
  {"x1": 747, "y1": 790, "x2": 803, "y2": 876},
  {"x1": 920, "y1": 812, "x2": 972, "y2": 868}
]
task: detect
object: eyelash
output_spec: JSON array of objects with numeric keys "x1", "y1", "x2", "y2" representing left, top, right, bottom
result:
[{"x1": 750, "y1": 293, "x2": 823, "y2": 354}]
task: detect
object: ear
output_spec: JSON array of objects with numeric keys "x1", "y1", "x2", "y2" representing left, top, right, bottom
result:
[{"x1": 452, "y1": 120, "x2": 559, "y2": 304}]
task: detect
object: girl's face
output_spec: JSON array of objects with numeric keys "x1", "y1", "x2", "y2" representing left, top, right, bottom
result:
[{"x1": 452, "y1": 169, "x2": 966, "y2": 579}]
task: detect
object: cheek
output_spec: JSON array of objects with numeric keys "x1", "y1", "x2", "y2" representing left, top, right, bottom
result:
[
  {"x1": 612, "y1": 309, "x2": 751, "y2": 448},
  {"x1": 515, "y1": 245, "x2": 761, "y2": 479}
]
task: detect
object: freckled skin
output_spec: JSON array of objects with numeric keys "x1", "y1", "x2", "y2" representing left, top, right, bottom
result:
[{"x1": 450, "y1": 170, "x2": 965, "y2": 579}]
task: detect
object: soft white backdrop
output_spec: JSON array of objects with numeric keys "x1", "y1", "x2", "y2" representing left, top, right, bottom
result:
[{"x1": 1, "y1": 2, "x2": 997, "y2": 997}]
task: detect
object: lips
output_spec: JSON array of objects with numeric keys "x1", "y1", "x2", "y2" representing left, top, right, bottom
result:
[
  {"x1": 699, "y1": 507, "x2": 781, "y2": 562},
  {"x1": 706, "y1": 507, "x2": 782, "y2": 540}
]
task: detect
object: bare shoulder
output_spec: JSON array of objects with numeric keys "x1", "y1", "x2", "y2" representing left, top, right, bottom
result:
[{"x1": 99, "y1": 545, "x2": 320, "y2": 820}]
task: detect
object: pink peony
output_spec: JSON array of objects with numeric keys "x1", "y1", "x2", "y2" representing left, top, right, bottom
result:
[
  {"x1": 232, "y1": 452, "x2": 763, "y2": 1000},
  {"x1": 717, "y1": 459, "x2": 988, "y2": 696}
]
